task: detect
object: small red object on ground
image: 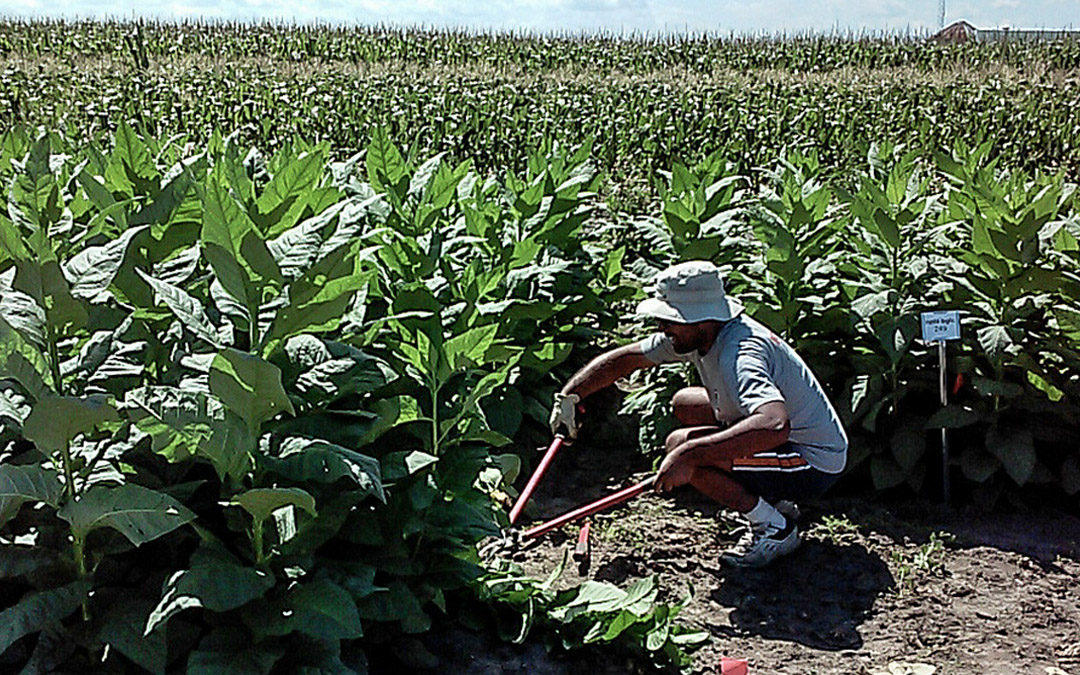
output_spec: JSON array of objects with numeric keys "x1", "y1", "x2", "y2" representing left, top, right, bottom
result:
[
  {"x1": 573, "y1": 519, "x2": 590, "y2": 562},
  {"x1": 719, "y1": 657, "x2": 748, "y2": 675}
]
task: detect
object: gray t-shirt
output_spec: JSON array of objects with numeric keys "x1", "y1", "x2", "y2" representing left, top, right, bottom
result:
[{"x1": 640, "y1": 315, "x2": 848, "y2": 474}]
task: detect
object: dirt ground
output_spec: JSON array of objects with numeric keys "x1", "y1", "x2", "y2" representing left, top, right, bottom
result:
[{"x1": 488, "y1": 433, "x2": 1080, "y2": 675}]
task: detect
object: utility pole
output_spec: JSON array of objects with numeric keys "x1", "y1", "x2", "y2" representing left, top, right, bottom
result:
[{"x1": 938, "y1": 0, "x2": 946, "y2": 29}]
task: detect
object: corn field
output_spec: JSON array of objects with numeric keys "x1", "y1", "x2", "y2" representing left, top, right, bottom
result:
[{"x1": 1, "y1": 20, "x2": 1079, "y2": 211}]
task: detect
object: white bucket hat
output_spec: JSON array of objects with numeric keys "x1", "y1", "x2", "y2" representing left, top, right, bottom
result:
[{"x1": 636, "y1": 260, "x2": 743, "y2": 323}]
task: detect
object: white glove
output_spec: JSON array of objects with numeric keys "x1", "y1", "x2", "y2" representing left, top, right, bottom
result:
[{"x1": 549, "y1": 392, "x2": 581, "y2": 439}]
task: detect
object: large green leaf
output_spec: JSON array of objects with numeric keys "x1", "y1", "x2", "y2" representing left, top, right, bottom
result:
[
  {"x1": 202, "y1": 174, "x2": 282, "y2": 303},
  {"x1": 925, "y1": 404, "x2": 981, "y2": 429},
  {"x1": 0, "y1": 581, "x2": 90, "y2": 656},
  {"x1": 247, "y1": 579, "x2": 363, "y2": 642},
  {"x1": 23, "y1": 395, "x2": 118, "y2": 454},
  {"x1": 265, "y1": 200, "x2": 344, "y2": 280},
  {"x1": 232, "y1": 487, "x2": 316, "y2": 525},
  {"x1": 976, "y1": 324, "x2": 1014, "y2": 364},
  {"x1": 0, "y1": 314, "x2": 54, "y2": 399},
  {"x1": 125, "y1": 386, "x2": 255, "y2": 482},
  {"x1": 259, "y1": 439, "x2": 384, "y2": 501},
  {"x1": 870, "y1": 456, "x2": 906, "y2": 490},
  {"x1": 135, "y1": 268, "x2": 222, "y2": 347},
  {"x1": 58, "y1": 484, "x2": 195, "y2": 546},
  {"x1": 97, "y1": 595, "x2": 167, "y2": 675},
  {"x1": 257, "y1": 151, "x2": 324, "y2": 212},
  {"x1": 0, "y1": 545, "x2": 56, "y2": 579},
  {"x1": 890, "y1": 423, "x2": 927, "y2": 471},
  {"x1": 961, "y1": 446, "x2": 1000, "y2": 484},
  {"x1": 262, "y1": 248, "x2": 369, "y2": 353},
  {"x1": 0, "y1": 290, "x2": 46, "y2": 349},
  {"x1": 131, "y1": 154, "x2": 207, "y2": 227},
  {"x1": 113, "y1": 121, "x2": 156, "y2": 182},
  {"x1": 202, "y1": 174, "x2": 256, "y2": 254},
  {"x1": 146, "y1": 563, "x2": 274, "y2": 634},
  {"x1": 380, "y1": 450, "x2": 438, "y2": 482},
  {"x1": 64, "y1": 225, "x2": 149, "y2": 303},
  {"x1": 355, "y1": 579, "x2": 427, "y2": 633},
  {"x1": 445, "y1": 324, "x2": 499, "y2": 371},
  {"x1": 276, "y1": 335, "x2": 391, "y2": 409},
  {"x1": 0, "y1": 464, "x2": 63, "y2": 528},
  {"x1": 209, "y1": 348, "x2": 295, "y2": 431},
  {"x1": 186, "y1": 627, "x2": 283, "y2": 675},
  {"x1": 366, "y1": 128, "x2": 406, "y2": 195},
  {"x1": 985, "y1": 426, "x2": 1036, "y2": 485},
  {"x1": 202, "y1": 241, "x2": 254, "y2": 312}
]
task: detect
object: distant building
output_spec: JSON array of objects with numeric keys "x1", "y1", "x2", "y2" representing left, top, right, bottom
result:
[
  {"x1": 930, "y1": 20, "x2": 976, "y2": 43},
  {"x1": 931, "y1": 20, "x2": 1080, "y2": 43}
]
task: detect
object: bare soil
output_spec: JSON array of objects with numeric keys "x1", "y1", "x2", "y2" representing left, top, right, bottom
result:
[{"x1": 491, "y1": 433, "x2": 1080, "y2": 675}]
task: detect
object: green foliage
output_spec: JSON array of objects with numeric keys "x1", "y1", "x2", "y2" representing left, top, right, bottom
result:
[
  {"x1": 0, "y1": 96, "x2": 1077, "y2": 672},
  {"x1": 0, "y1": 126, "x2": 678, "y2": 673},
  {"x1": 475, "y1": 558, "x2": 708, "y2": 669},
  {"x1": 891, "y1": 531, "x2": 955, "y2": 597}
]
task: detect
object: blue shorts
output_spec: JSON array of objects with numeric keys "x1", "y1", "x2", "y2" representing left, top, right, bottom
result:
[{"x1": 729, "y1": 443, "x2": 841, "y2": 502}]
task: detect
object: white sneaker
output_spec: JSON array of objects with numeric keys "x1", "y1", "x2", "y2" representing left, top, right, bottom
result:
[
  {"x1": 720, "y1": 518, "x2": 801, "y2": 568},
  {"x1": 775, "y1": 500, "x2": 801, "y2": 521}
]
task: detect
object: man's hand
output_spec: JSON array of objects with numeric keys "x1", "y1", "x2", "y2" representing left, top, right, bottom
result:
[
  {"x1": 549, "y1": 392, "x2": 581, "y2": 439},
  {"x1": 655, "y1": 450, "x2": 694, "y2": 493}
]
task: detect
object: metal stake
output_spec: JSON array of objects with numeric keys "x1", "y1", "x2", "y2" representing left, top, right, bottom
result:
[{"x1": 938, "y1": 340, "x2": 950, "y2": 506}]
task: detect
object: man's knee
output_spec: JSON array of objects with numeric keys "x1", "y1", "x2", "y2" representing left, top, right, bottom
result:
[
  {"x1": 664, "y1": 428, "x2": 686, "y2": 454},
  {"x1": 671, "y1": 386, "x2": 713, "y2": 426}
]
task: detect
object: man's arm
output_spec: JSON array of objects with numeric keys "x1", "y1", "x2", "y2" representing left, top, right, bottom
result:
[
  {"x1": 655, "y1": 401, "x2": 791, "y2": 492},
  {"x1": 560, "y1": 342, "x2": 655, "y2": 401}
]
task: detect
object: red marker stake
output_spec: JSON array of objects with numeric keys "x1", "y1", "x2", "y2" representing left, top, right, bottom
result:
[
  {"x1": 522, "y1": 477, "x2": 655, "y2": 540},
  {"x1": 508, "y1": 435, "x2": 565, "y2": 525},
  {"x1": 573, "y1": 519, "x2": 591, "y2": 563}
]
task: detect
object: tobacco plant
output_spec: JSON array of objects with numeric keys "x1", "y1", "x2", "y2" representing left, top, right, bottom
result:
[{"x1": 0, "y1": 125, "x2": 704, "y2": 674}]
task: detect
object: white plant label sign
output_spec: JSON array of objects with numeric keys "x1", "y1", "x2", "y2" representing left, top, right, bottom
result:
[{"x1": 920, "y1": 310, "x2": 960, "y2": 342}]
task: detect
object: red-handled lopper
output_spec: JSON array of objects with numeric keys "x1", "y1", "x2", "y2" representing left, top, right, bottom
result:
[
  {"x1": 522, "y1": 476, "x2": 655, "y2": 540},
  {"x1": 508, "y1": 435, "x2": 566, "y2": 525}
]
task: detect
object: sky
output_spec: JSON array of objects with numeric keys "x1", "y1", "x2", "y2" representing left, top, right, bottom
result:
[{"x1": 1, "y1": 0, "x2": 1078, "y2": 35}]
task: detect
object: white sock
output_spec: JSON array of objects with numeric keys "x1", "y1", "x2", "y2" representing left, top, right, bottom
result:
[{"x1": 744, "y1": 497, "x2": 786, "y2": 532}]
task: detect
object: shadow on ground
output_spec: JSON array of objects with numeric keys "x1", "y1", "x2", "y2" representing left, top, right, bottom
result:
[{"x1": 704, "y1": 537, "x2": 893, "y2": 651}]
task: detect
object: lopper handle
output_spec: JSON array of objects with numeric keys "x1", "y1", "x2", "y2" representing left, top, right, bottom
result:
[
  {"x1": 508, "y1": 435, "x2": 565, "y2": 525},
  {"x1": 522, "y1": 476, "x2": 655, "y2": 540}
]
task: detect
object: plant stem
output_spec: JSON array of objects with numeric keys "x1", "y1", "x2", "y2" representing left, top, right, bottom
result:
[
  {"x1": 430, "y1": 378, "x2": 440, "y2": 456},
  {"x1": 249, "y1": 305, "x2": 259, "y2": 355},
  {"x1": 72, "y1": 533, "x2": 90, "y2": 621},
  {"x1": 46, "y1": 322, "x2": 64, "y2": 397},
  {"x1": 58, "y1": 442, "x2": 77, "y2": 501},
  {"x1": 253, "y1": 520, "x2": 265, "y2": 567}
]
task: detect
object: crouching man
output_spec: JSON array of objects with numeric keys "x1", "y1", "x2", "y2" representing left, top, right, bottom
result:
[{"x1": 549, "y1": 260, "x2": 847, "y2": 567}]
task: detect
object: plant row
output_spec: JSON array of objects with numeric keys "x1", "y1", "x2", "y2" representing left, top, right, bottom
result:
[
  {"x1": 2, "y1": 21, "x2": 1080, "y2": 213},
  {"x1": 2, "y1": 65, "x2": 1078, "y2": 215},
  {"x1": 622, "y1": 139, "x2": 1080, "y2": 506},
  {"x1": 0, "y1": 126, "x2": 704, "y2": 674},
  {"x1": 4, "y1": 19, "x2": 1080, "y2": 72},
  {"x1": 0, "y1": 122, "x2": 1077, "y2": 672}
]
